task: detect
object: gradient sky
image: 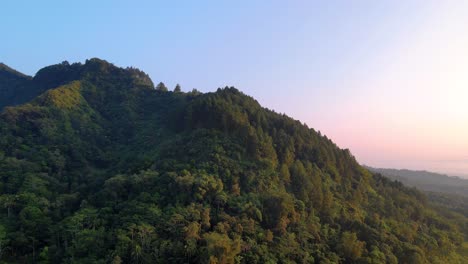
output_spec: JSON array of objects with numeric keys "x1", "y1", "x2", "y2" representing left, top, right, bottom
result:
[{"x1": 2, "y1": 1, "x2": 468, "y2": 177}]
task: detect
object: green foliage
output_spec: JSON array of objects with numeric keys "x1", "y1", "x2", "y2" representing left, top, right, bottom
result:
[
  {"x1": 338, "y1": 231, "x2": 365, "y2": 261},
  {"x1": 0, "y1": 59, "x2": 466, "y2": 263},
  {"x1": 156, "y1": 82, "x2": 168, "y2": 92},
  {"x1": 0, "y1": 63, "x2": 33, "y2": 109},
  {"x1": 174, "y1": 83, "x2": 182, "y2": 93}
]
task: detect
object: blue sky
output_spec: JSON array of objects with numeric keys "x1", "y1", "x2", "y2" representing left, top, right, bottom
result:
[{"x1": 2, "y1": 1, "x2": 468, "y2": 176}]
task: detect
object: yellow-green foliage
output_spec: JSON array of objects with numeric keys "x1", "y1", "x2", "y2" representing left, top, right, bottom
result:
[
  {"x1": 39, "y1": 81, "x2": 83, "y2": 109},
  {"x1": 456, "y1": 242, "x2": 468, "y2": 262}
]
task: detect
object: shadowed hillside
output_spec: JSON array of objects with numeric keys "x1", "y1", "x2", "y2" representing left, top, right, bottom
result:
[{"x1": 0, "y1": 62, "x2": 33, "y2": 109}]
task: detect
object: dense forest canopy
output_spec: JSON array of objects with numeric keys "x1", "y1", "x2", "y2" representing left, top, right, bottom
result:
[{"x1": 0, "y1": 59, "x2": 466, "y2": 263}]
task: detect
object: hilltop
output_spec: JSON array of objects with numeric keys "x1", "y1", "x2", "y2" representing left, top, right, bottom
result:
[{"x1": 0, "y1": 59, "x2": 466, "y2": 263}]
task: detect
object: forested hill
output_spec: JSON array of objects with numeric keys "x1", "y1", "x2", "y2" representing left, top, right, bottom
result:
[
  {"x1": 0, "y1": 59, "x2": 466, "y2": 263},
  {"x1": 0, "y1": 62, "x2": 32, "y2": 109},
  {"x1": 0, "y1": 60, "x2": 153, "y2": 110}
]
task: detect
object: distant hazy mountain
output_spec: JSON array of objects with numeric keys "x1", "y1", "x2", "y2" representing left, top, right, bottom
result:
[{"x1": 365, "y1": 167, "x2": 468, "y2": 197}]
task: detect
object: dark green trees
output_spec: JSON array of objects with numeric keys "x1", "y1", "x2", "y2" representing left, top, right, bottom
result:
[
  {"x1": 174, "y1": 83, "x2": 182, "y2": 93},
  {"x1": 156, "y1": 82, "x2": 168, "y2": 91},
  {"x1": 0, "y1": 59, "x2": 465, "y2": 263},
  {"x1": 0, "y1": 63, "x2": 33, "y2": 109}
]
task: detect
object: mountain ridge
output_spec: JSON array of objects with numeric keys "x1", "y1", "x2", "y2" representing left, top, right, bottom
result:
[
  {"x1": 0, "y1": 59, "x2": 466, "y2": 263},
  {"x1": 366, "y1": 166, "x2": 468, "y2": 198},
  {"x1": 0, "y1": 63, "x2": 32, "y2": 78},
  {"x1": 0, "y1": 58, "x2": 154, "y2": 110}
]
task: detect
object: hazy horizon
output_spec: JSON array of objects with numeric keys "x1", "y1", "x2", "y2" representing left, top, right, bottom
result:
[{"x1": 2, "y1": 1, "x2": 468, "y2": 178}]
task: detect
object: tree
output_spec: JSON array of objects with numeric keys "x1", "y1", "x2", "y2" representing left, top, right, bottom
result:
[
  {"x1": 174, "y1": 84, "x2": 182, "y2": 93},
  {"x1": 156, "y1": 82, "x2": 168, "y2": 92},
  {"x1": 0, "y1": 225, "x2": 7, "y2": 259},
  {"x1": 338, "y1": 232, "x2": 366, "y2": 261},
  {"x1": 189, "y1": 88, "x2": 202, "y2": 95},
  {"x1": 203, "y1": 232, "x2": 241, "y2": 264}
]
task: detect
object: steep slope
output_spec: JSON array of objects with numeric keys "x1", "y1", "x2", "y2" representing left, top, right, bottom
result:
[
  {"x1": 0, "y1": 63, "x2": 33, "y2": 109},
  {"x1": 0, "y1": 59, "x2": 466, "y2": 263}
]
